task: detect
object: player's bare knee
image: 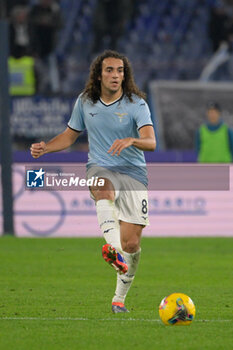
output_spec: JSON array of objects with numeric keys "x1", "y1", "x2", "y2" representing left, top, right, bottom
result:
[
  {"x1": 94, "y1": 190, "x2": 115, "y2": 201},
  {"x1": 90, "y1": 178, "x2": 115, "y2": 201},
  {"x1": 122, "y1": 240, "x2": 140, "y2": 253}
]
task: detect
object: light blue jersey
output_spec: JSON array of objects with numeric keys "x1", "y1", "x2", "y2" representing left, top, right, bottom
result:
[{"x1": 68, "y1": 93, "x2": 153, "y2": 186}]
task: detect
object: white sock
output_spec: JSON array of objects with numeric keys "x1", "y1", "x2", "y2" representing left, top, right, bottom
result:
[
  {"x1": 96, "y1": 199, "x2": 122, "y2": 253},
  {"x1": 112, "y1": 248, "x2": 141, "y2": 304}
]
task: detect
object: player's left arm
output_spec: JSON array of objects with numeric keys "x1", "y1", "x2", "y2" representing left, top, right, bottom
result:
[{"x1": 108, "y1": 125, "x2": 156, "y2": 156}]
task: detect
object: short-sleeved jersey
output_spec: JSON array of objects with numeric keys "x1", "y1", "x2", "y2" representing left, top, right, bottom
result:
[{"x1": 68, "y1": 93, "x2": 153, "y2": 186}]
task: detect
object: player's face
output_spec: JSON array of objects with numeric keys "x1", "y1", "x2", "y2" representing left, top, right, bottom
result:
[
  {"x1": 100, "y1": 58, "x2": 124, "y2": 96},
  {"x1": 207, "y1": 108, "x2": 220, "y2": 124}
]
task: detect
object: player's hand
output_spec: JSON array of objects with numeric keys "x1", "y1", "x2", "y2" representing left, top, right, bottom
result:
[
  {"x1": 30, "y1": 141, "x2": 46, "y2": 159},
  {"x1": 108, "y1": 137, "x2": 134, "y2": 156}
]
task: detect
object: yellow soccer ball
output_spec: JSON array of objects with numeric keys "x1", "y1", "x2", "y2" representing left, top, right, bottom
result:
[{"x1": 159, "y1": 293, "x2": 196, "y2": 326}]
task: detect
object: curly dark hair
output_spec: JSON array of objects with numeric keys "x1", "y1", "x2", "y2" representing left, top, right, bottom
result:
[{"x1": 82, "y1": 50, "x2": 146, "y2": 103}]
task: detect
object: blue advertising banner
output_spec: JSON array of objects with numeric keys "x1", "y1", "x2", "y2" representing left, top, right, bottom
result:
[{"x1": 10, "y1": 96, "x2": 76, "y2": 138}]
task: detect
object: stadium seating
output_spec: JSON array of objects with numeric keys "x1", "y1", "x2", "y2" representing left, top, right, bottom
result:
[{"x1": 56, "y1": 0, "x2": 216, "y2": 93}]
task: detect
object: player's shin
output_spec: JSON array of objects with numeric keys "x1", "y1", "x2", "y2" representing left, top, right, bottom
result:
[
  {"x1": 96, "y1": 199, "x2": 122, "y2": 253},
  {"x1": 112, "y1": 248, "x2": 141, "y2": 304}
]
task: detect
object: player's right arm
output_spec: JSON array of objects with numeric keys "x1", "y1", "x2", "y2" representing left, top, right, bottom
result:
[{"x1": 30, "y1": 127, "x2": 81, "y2": 159}]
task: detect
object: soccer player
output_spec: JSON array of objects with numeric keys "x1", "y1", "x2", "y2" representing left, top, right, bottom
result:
[
  {"x1": 195, "y1": 102, "x2": 233, "y2": 163},
  {"x1": 30, "y1": 50, "x2": 156, "y2": 313}
]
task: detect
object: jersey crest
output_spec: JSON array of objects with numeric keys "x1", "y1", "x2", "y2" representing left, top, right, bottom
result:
[{"x1": 114, "y1": 112, "x2": 128, "y2": 122}]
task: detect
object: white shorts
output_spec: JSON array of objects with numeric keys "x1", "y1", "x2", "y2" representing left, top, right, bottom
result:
[{"x1": 86, "y1": 166, "x2": 149, "y2": 226}]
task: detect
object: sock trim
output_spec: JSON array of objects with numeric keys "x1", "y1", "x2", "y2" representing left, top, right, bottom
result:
[{"x1": 112, "y1": 302, "x2": 125, "y2": 307}]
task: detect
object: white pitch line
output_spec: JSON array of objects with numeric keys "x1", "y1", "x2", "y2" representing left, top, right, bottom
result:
[
  {"x1": 1, "y1": 317, "x2": 159, "y2": 322},
  {"x1": 0, "y1": 317, "x2": 231, "y2": 323}
]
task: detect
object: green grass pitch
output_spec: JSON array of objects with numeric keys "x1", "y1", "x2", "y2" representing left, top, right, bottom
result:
[{"x1": 0, "y1": 236, "x2": 232, "y2": 350}]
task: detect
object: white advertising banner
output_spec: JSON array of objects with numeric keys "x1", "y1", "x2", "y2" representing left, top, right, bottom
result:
[{"x1": 0, "y1": 164, "x2": 233, "y2": 237}]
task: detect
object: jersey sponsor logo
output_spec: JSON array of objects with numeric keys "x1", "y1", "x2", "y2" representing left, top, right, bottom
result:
[
  {"x1": 89, "y1": 112, "x2": 98, "y2": 117},
  {"x1": 114, "y1": 112, "x2": 128, "y2": 122},
  {"x1": 140, "y1": 103, "x2": 145, "y2": 106}
]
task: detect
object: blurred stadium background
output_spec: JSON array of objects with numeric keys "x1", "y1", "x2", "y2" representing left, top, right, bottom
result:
[{"x1": 0, "y1": 0, "x2": 233, "y2": 237}]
